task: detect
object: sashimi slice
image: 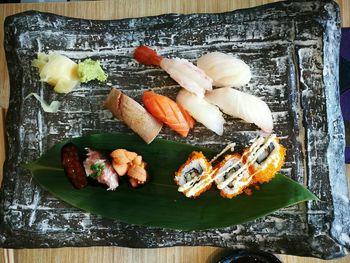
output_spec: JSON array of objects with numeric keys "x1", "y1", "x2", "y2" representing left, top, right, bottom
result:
[
  {"x1": 83, "y1": 148, "x2": 119, "y2": 190},
  {"x1": 205, "y1": 87, "x2": 273, "y2": 133},
  {"x1": 178, "y1": 104, "x2": 195, "y2": 129},
  {"x1": 176, "y1": 89, "x2": 225, "y2": 135},
  {"x1": 197, "y1": 52, "x2": 251, "y2": 87},
  {"x1": 103, "y1": 88, "x2": 163, "y2": 144},
  {"x1": 143, "y1": 91, "x2": 191, "y2": 137},
  {"x1": 160, "y1": 58, "x2": 212, "y2": 98}
]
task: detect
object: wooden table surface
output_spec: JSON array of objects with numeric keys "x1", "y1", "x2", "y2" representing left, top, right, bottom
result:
[{"x1": 0, "y1": 0, "x2": 349, "y2": 262}]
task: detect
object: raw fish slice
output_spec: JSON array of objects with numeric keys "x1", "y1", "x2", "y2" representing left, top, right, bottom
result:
[
  {"x1": 178, "y1": 104, "x2": 195, "y2": 129},
  {"x1": 205, "y1": 87, "x2": 273, "y2": 133},
  {"x1": 176, "y1": 89, "x2": 225, "y2": 135},
  {"x1": 134, "y1": 46, "x2": 212, "y2": 98},
  {"x1": 83, "y1": 148, "x2": 119, "y2": 190},
  {"x1": 197, "y1": 52, "x2": 251, "y2": 87},
  {"x1": 160, "y1": 58, "x2": 212, "y2": 97},
  {"x1": 143, "y1": 91, "x2": 192, "y2": 137},
  {"x1": 104, "y1": 88, "x2": 162, "y2": 144}
]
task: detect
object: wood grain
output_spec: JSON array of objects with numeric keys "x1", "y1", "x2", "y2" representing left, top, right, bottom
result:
[{"x1": 0, "y1": 0, "x2": 349, "y2": 262}]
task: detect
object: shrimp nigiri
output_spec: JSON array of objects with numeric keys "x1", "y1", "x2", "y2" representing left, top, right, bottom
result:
[
  {"x1": 143, "y1": 91, "x2": 194, "y2": 137},
  {"x1": 176, "y1": 89, "x2": 225, "y2": 135},
  {"x1": 205, "y1": 87, "x2": 273, "y2": 133},
  {"x1": 134, "y1": 46, "x2": 212, "y2": 98}
]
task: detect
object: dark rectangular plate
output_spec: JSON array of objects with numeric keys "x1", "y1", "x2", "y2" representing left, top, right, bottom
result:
[{"x1": 0, "y1": 0, "x2": 349, "y2": 259}]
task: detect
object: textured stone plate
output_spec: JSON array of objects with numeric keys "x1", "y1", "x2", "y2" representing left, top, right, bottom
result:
[{"x1": 0, "y1": 0, "x2": 349, "y2": 259}]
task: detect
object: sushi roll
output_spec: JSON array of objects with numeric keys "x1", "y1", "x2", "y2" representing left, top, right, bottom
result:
[
  {"x1": 214, "y1": 153, "x2": 254, "y2": 198},
  {"x1": 243, "y1": 134, "x2": 286, "y2": 184},
  {"x1": 175, "y1": 151, "x2": 214, "y2": 198}
]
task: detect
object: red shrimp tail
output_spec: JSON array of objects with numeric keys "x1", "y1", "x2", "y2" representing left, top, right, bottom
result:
[{"x1": 134, "y1": 46, "x2": 162, "y2": 66}]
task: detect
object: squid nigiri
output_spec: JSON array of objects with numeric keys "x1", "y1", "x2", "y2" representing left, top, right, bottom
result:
[
  {"x1": 197, "y1": 52, "x2": 251, "y2": 87},
  {"x1": 134, "y1": 46, "x2": 212, "y2": 98},
  {"x1": 143, "y1": 91, "x2": 194, "y2": 137},
  {"x1": 176, "y1": 89, "x2": 225, "y2": 135},
  {"x1": 205, "y1": 87, "x2": 273, "y2": 133}
]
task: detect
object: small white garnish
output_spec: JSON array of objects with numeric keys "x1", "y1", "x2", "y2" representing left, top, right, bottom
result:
[{"x1": 25, "y1": 93, "x2": 60, "y2": 113}]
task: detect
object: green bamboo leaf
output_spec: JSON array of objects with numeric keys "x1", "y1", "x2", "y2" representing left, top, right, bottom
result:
[{"x1": 24, "y1": 133, "x2": 317, "y2": 230}]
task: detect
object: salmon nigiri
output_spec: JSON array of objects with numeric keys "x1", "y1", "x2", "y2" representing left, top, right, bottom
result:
[
  {"x1": 143, "y1": 91, "x2": 195, "y2": 137},
  {"x1": 134, "y1": 46, "x2": 212, "y2": 98}
]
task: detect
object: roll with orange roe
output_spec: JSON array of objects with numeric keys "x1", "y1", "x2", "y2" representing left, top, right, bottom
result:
[
  {"x1": 213, "y1": 153, "x2": 254, "y2": 199},
  {"x1": 243, "y1": 134, "x2": 286, "y2": 184},
  {"x1": 174, "y1": 151, "x2": 214, "y2": 198}
]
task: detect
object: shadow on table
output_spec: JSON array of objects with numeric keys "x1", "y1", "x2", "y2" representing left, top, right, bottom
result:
[{"x1": 206, "y1": 248, "x2": 283, "y2": 263}]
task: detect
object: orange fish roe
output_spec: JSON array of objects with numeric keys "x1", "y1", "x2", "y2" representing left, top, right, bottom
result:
[
  {"x1": 220, "y1": 188, "x2": 245, "y2": 199},
  {"x1": 214, "y1": 153, "x2": 255, "y2": 199},
  {"x1": 252, "y1": 144, "x2": 286, "y2": 184},
  {"x1": 174, "y1": 151, "x2": 213, "y2": 198},
  {"x1": 243, "y1": 188, "x2": 253, "y2": 196},
  {"x1": 192, "y1": 181, "x2": 214, "y2": 198},
  {"x1": 174, "y1": 151, "x2": 210, "y2": 184}
]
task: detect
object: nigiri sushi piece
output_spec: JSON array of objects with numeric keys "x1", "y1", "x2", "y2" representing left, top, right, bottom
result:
[
  {"x1": 205, "y1": 87, "x2": 273, "y2": 133},
  {"x1": 134, "y1": 46, "x2": 212, "y2": 98},
  {"x1": 61, "y1": 143, "x2": 88, "y2": 189},
  {"x1": 178, "y1": 104, "x2": 195, "y2": 129},
  {"x1": 214, "y1": 153, "x2": 254, "y2": 199},
  {"x1": 176, "y1": 89, "x2": 225, "y2": 135},
  {"x1": 83, "y1": 148, "x2": 119, "y2": 190},
  {"x1": 143, "y1": 91, "x2": 194, "y2": 137},
  {"x1": 110, "y1": 149, "x2": 149, "y2": 187},
  {"x1": 175, "y1": 151, "x2": 214, "y2": 198},
  {"x1": 103, "y1": 88, "x2": 163, "y2": 144},
  {"x1": 243, "y1": 134, "x2": 286, "y2": 184},
  {"x1": 197, "y1": 52, "x2": 251, "y2": 87}
]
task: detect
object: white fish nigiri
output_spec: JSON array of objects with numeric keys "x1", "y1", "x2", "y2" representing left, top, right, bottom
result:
[
  {"x1": 160, "y1": 58, "x2": 212, "y2": 98},
  {"x1": 176, "y1": 89, "x2": 225, "y2": 135},
  {"x1": 134, "y1": 46, "x2": 212, "y2": 98},
  {"x1": 197, "y1": 52, "x2": 251, "y2": 87},
  {"x1": 205, "y1": 87, "x2": 273, "y2": 133}
]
